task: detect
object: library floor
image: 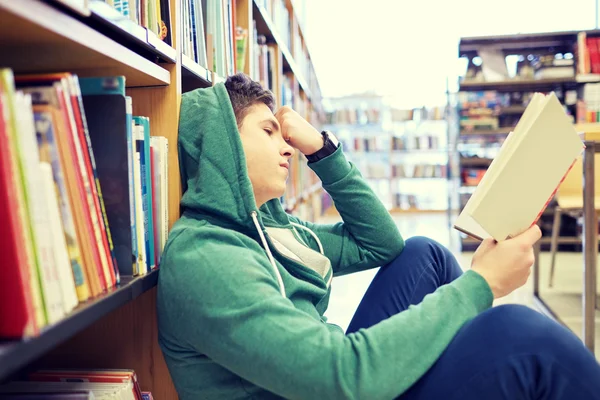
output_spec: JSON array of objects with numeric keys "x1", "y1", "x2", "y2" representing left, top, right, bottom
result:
[{"x1": 320, "y1": 210, "x2": 600, "y2": 360}]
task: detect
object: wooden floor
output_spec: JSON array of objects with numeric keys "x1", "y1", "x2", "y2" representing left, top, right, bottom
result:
[{"x1": 320, "y1": 210, "x2": 600, "y2": 359}]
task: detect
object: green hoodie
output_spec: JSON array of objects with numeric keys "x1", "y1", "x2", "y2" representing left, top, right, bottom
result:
[{"x1": 156, "y1": 83, "x2": 494, "y2": 400}]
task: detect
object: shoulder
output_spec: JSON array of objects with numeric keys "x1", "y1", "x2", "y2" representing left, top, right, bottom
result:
[{"x1": 159, "y1": 219, "x2": 272, "y2": 288}]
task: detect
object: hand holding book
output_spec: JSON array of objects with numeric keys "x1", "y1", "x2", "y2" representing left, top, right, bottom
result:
[{"x1": 471, "y1": 224, "x2": 542, "y2": 299}]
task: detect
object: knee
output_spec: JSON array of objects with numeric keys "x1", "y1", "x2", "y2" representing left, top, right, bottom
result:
[
  {"x1": 402, "y1": 236, "x2": 450, "y2": 258},
  {"x1": 393, "y1": 236, "x2": 456, "y2": 268},
  {"x1": 471, "y1": 305, "x2": 587, "y2": 356}
]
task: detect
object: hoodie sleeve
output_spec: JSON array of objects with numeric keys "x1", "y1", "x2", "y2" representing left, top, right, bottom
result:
[
  {"x1": 289, "y1": 145, "x2": 404, "y2": 275},
  {"x1": 161, "y1": 229, "x2": 493, "y2": 400}
]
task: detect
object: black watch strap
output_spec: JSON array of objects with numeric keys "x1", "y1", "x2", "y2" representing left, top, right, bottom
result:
[{"x1": 306, "y1": 131, "x2": 338, "y2": 163}]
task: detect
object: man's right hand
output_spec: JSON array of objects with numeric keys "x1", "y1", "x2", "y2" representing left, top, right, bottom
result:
[{"x1": 470, "y1": 225, "x2": 542, "y2": 299}]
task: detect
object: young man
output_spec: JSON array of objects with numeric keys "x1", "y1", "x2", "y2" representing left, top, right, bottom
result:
[{"x1": 157, "y1": 73, "x2": 600, "y2": 400}]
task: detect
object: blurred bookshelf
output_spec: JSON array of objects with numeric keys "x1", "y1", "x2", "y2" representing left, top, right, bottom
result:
[
  {"x1": 242, "y1": 0, "x2": 327, "y2": 220},
  {"x1": 0, "y1": 0, "x2": 324, "y2": 397},
  {"x1": 450, "y1": 29, "x2": 600, "y2": 251},
  {"x1": 323, "y1": 93, "x2": 450, "y2": 213}
]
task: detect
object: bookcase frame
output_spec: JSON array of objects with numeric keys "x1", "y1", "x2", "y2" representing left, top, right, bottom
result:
[{"x1": 0, "y1": 0, "x2": 323, "y2": 397}]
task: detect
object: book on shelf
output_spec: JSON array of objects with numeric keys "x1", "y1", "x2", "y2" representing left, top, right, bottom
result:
[
  {"x1": 90, "y1": 0, "x2": 172, "y2": 46},
  {"x1": 454, "y1": 92, "x2": 584, "y2": 242},
  {"x1": 0, "y1": 71, "x2": 169, "y2": 339},
  {"x1": 0, "y1": 368, "x2": 147, "y2": 399},
  {"x1": 200, "y1": 0, "x2": 236, "y2": 76}
]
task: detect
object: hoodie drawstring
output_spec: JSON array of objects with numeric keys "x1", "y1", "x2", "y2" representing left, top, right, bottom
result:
[
  {"x1": 251, "y1": 211, "x2": 286, "y2": 298},
  {"x1": 290, "y1": 222, "x2": 324, "y2": 255}
]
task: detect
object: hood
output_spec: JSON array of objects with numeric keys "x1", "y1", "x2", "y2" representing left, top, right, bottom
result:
[{"x1": 178, "y1": 82, "x2": 291, "y2": 232}]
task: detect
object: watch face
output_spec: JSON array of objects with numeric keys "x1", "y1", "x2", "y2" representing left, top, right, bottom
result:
[{"x1": 325, "y1": 131, "x2": 339, "y2": 147}]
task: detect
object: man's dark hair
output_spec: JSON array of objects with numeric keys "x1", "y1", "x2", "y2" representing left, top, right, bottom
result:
[{"x1": 224, "y1": 73, "x2": 275, "y2": 127}]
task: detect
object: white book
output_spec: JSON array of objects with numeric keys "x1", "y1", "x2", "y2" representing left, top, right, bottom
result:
[
  {"x1": 14, "y1": 93, "x2": 64, "y2": 324},
  {"x1": 40, "y1": 162, "x2": 79, "y2": 314},
  {"x1": 160, "y1": 137, "x2": 169, "y2": 252},
  {"x1": 454, "y1": 92, "x2": 585, "y2": 242},
  {"x1": 150, "y1": 137, "x2": 162, "y2": 265}
]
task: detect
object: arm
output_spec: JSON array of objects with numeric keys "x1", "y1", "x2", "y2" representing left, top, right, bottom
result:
[
  {"x1": 275, "y1": 107, "x2": 404, "y2": 275},
  {"x1": 161, "y1": 229, "x2": 493, "y2": 400},
  {"x1": 289, "y1": 144, "x2": 404, "y2": 275}
]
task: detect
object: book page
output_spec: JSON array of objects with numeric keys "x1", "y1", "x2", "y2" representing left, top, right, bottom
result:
[{"x1": 454, "y1": 212, "x2": 490, "y2": 241}]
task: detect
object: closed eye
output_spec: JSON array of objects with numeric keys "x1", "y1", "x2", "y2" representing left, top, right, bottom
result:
[{"x1": 264, "y1": 128, "x2": 273, "y2": 135}]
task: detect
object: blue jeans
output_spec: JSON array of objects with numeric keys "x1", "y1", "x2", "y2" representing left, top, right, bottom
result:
[{"x1": 347, "y1": 236, "x2": 600, "y2": 400}]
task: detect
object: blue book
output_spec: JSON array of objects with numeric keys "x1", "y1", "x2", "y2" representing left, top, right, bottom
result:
[
  {"x1": 79, "y1": 76, "x2": 136, "y2": 276},
  {"x1": 133, "y1": 116, "x2": 156, "y2": 271}
]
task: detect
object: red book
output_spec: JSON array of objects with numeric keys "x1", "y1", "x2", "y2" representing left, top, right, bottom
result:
[{"x1": 0, "y1": 93, "x2": 37, "y2": 338}]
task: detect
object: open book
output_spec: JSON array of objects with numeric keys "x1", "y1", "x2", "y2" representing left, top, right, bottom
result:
[{"x1": 454, "y1": 92, "x2": 585, "y2": 242}]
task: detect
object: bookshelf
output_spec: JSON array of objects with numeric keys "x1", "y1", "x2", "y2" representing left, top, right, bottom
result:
[
  {"x1": 323, "y1": 93, "x2": 450, "y2": 212},
  {"x1": 0, "y1": 0, "x2": 323, "y2": 398},
  {"x1": 451, "y1": 29, "x2": 600, "y2": 251}
]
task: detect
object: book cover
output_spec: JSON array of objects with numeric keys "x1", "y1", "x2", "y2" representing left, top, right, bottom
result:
[
  {"x1": 34, "y1": 108, "x2": 89, "y2": 304},
  {"x1": 79, "y1": 76, "x2": 136, "y2": 276},
  {"x1": 0, "y1": 84, "x2": 38, "y2": 338},
  {"x1": 0, "y1": 69, "x2": 47, "y2": 329},
  {"x1": 13, "y1": 91, "x2": 65, "y2": 325},
  {"x1": 454, "y1": 92, "x2": 585, "y2": 241}
]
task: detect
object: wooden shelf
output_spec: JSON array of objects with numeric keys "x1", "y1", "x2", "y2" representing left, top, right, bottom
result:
[
  {"x1": 459, "y1": 76, "x2": 599, "y2": 92},
  {"x1": 0, "y1": 270, "x2": 159, "y2": 381},
  {"x1": 460, "y1": 157, "x2": 493, "y2": 167},
  {"x1": 252, "y1": 0, "x2": 312, "y2": 100},
  {"x1": 0, "y1": 0, "x2": 170, "y2": 87},
  {"x1": 459, "y1": 127, "x2": 514, "y2": 136},
  {"x1": 499, "y1": 105, "x2": 527, "y2": 115},
  {"x1": 182, "y1": 54, "x2": 212, "y2": 92}
]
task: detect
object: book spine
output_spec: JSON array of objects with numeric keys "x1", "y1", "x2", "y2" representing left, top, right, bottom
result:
[
  {"x1": 150, "y1": 139, "x2": 161, "y2": 266},
  {"x1": 144, "y1": 118, "x2": 156, "y2": 270},
  {"x1": 133, "y1": 151, "x2": 146, "y2": 274},
  {"x1": 162, "y1": 137, "x2": 169, "y2": 252},
  {"x1": 126, "y1": 98, "x2": 139, "y2": 276}
]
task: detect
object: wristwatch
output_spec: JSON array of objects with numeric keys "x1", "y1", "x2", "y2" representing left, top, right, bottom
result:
[{"x1": 306, "y1": 131, "x2": 339, "y2": 163}]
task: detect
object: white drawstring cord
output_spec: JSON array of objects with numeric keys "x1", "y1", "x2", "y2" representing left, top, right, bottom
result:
[
  {"x1": 290, "y1": 222, "x2": 324, "y2": 255},
  {"x1": 251, "y1": 211, "x2": 286, "y2": 298}
]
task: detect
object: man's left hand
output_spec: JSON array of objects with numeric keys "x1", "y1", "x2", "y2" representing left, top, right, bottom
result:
[{"x1": 275, "y1": 106, "x2": 323, "y2": 155}]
